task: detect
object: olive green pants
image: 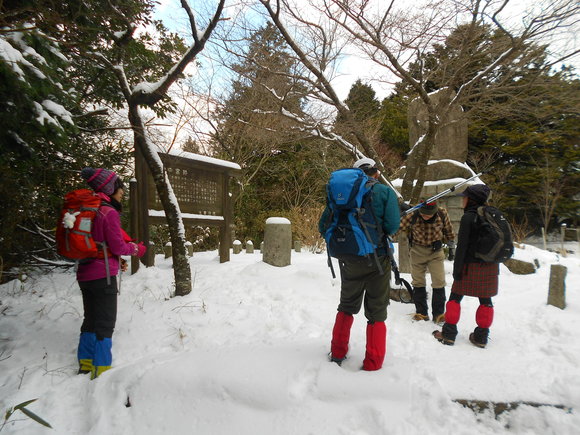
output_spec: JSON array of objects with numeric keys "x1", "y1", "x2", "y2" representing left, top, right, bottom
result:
[
  {"x1": 410, "y1": 245, "x2": 446, "y2": 288},
  {"x1": 337, "y1": 256, "x2": 391, "y2": 323}
]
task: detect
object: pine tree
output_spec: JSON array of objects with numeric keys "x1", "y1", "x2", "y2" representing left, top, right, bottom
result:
[
  {"x1": 0, "y1": 0, "x2": 183, "y2": 276},
  {"x1": 213, "y1": 23, "x2": 332, "y2": 243}
]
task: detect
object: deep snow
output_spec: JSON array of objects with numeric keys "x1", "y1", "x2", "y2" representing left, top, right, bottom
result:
[{"x1": 1, "y1": 242, "x2": 579, "y2": 434}]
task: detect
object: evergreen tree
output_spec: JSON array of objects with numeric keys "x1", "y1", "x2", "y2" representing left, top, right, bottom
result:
[
  {"x1": 0, "y1": 0, "x2": 184, "y2": 277},
  {"x1": 213, "y1": 23, "x2": 334, "y2": 243},
  {"x1": 335, "y1": 81, "x2": 406, "y2": 175},
  {"x1": 390, "y1": 23, "x2": 579, "y2": 231},
  {"x1": 341, "y1": 79, "x2": 380, "y2": 123},
  {"x1": 469, "y1": 68, "x2": 580, "y2": 230},
  {"x1": 377, "y1": 94, "x2": 410, "y2": 159}
]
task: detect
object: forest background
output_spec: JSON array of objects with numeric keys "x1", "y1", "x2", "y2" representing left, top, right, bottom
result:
[{"x1": 1, "y1": 0, "x2": 579, "y2": 284}]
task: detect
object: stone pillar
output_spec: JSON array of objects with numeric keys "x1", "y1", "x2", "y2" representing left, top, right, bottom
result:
[
  {"x1": 185, "y1": 241, "x2": 193, "y2": 257},
  {"x1": 408, "y1": 88, "x2": 468, "y2": 163},
  {"x1": 263, "y1": 217, "x2": 292, "y2": 267},
  {"x1": 398, "y1": 237, "x2": 411, "y2": 274},
  {"x1": 246, "y1": 240, "x2": 254, "y2": 253},
  {"x1": 547, "y1": 264, "x2": 567, "y2": 309},
  {"x1": 233, "y1": 239, "x2": 242, "y2": 254},
  {"x1": 294, "y1": 240, "x2": 302, "y2": 253},
  {"x1": 164, "y1": 242, "x2": 172, "y2": 259}
]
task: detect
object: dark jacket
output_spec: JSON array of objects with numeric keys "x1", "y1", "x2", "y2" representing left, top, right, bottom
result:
[{"x1": 453, "y1": 203, "x2": 483, "y2": 279}]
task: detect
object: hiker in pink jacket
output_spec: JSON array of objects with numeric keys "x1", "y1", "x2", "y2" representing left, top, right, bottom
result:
[{"x1": 76, "y1": 167, "x2": 146, "y2": 378}]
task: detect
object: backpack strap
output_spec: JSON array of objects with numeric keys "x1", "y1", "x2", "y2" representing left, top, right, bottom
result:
[
  {"x1": 408, "y1": 211, "x2": 420, "y2": 246},
  {"x1": 96, "y1": 202, "x2": 115, "y2": 285},
  {"x1": 362, "y1": 184, "x2": 385, "y2": 275}
]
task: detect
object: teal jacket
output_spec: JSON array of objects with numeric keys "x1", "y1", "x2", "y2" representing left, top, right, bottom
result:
[{"x1": 318, "y1": 182, "x2": 401, "y2": 239}]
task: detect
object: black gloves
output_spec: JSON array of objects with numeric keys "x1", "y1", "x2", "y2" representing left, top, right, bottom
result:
[
  {"x1": 399, "y1": 202, "x2": 411, "y2": 214},
  {"x1": 447, "y1": 241, "x2": 455, "y2": 261}
]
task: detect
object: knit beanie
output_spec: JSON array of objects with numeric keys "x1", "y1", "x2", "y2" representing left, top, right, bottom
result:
[
  {"x1": 458, "y1": 184, "x2": 490, "y2": 205},
  {"x1": 81, "y1": 167, "x2": 119, "y2": 196},
  {"x1": 420, "y1": 201, "x2": 438, "y2": 216}
]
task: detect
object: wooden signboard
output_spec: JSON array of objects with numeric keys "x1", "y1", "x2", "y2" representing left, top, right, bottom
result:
[{"x1": 133, "y1": 151, "x2": 241, "y2": 266}]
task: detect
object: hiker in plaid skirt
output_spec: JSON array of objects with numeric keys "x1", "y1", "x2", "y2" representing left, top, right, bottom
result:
[{"x1": 433, "y1": 184, "x2": 497, "y2": 348}]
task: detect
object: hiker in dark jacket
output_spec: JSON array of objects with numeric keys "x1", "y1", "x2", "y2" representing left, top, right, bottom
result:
[
  {"x1": 319, "y1": 158, "x2": 400, "y2": 371},
  {"x1": 397, "y1": 201, "x2": 455, "y2": 324},
  {"x1": 77, "y1": 168, "x2": 147, "y2": 378},
  {"x1": 433, "y1": 184, "x2": 497, "y2": 348}
]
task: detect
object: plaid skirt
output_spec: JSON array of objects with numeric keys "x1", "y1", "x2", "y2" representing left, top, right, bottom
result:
[{"x1": 451, "y1": 262, "x2": 499, "y2": 297}]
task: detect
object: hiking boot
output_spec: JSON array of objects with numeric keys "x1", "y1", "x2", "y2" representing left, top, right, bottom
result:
[
  {"x1": 432, "y1": 330, "x2": 455, "y2": 346},
  {"x1": 328, "y1": 352, "x2": 346, "y2": 366},
  {"x1": 432, "y1": 313, "x2": 445, "y2": 325},
  {"x1": 412, "y1": 313, "x2": 429, "y2": 322},
  {"x1": 469, "y1": 333, "x2": 486, "y2": 348},
  {"x1": 469, "y1": 327, "x2": 489, "y2": 348}
]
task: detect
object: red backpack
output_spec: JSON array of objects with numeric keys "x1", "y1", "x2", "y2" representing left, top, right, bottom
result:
[{"x1": 56, "y1": 189, "x2": 103, "y2": 260}]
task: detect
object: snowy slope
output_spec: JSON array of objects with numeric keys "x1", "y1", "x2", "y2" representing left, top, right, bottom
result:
[{"x1": 0, "y1": 243, "x2": 579, "y2": 435}]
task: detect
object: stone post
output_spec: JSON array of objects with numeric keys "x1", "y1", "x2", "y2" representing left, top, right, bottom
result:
[
  {"x1": 547, "y1": 264, "x2": 567, "y2": 309},
  {"x1": 398, "y1": 237, "x2": 411, "y2": 274},
  {"x1": 185, "y1": 241, "x2": 193, "y2": 257},
  {"x1": 294, "y1": 240, "x2": 302, "y2": 253},
  {"x1": 164, "y1": 242, "x2": 172, "y2": 259},
  {"x1": 263, "y1": 217, "x2": 292, "y2": 267},
  {"x1": 246, "y1": 240, "x2": 254, "y2": 253},
  {"x1": 233, "y1": 239, "x2": 242, "y2": 254}
]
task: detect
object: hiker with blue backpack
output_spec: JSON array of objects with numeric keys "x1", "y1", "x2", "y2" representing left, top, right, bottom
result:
[
  {"x1": 397, "y1": 200, "x2": 455, "y2": 324},
  {"x1": 319, "y1": 158, "x2": 400, "y2": 371},
  {"x1": 75, "y1": 168, "x2": 147, "y2": 378},
  {"x1": 433, "y1": 184, "x2": 513, "y2": 348}
]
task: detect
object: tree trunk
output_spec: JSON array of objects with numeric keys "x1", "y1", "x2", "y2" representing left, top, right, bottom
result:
[{"x1": 128, "y1": 104, "x2": 192, "y2": 296}]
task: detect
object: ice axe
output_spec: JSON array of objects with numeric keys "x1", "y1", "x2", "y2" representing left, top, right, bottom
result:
[
  {"x1": 384, "y1": 236, "x2": 413, "y2": 303},
  {"x1": 401, "y1": 172, "x2": 484, "y2": 216}
]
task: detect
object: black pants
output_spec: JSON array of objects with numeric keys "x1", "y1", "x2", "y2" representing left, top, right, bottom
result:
[
  {"x1": 79, "y1": 277, "x2": 118, "y2": 340},
  {"x1": 338, "y1": 256, "x2": 390, "y2": 323}
]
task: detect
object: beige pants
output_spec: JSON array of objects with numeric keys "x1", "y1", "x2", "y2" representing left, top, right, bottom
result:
[{"x1": 410, "y1": 244, "x2": 446, "y2": 288}]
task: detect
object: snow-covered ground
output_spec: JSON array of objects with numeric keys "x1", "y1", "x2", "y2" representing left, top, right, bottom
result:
[{"x1": 1, "y1": 243, "x2": 579, "y2": 434}]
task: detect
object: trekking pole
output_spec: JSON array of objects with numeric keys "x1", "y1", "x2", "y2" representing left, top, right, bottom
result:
[
  {"x1": 118, "y1": 258, "x2": 127, "y2": 295},
  {"x1": 402, "y1": 172, "x2": 483, "y2": 216},
  {"x1": 384, "y1": 236, "x2": 413, "y2": 303}
]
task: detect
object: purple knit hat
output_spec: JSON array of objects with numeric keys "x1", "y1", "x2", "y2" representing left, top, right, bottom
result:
[{"x1": 81, "y1": 167, "x2": 119, "y2": 196}]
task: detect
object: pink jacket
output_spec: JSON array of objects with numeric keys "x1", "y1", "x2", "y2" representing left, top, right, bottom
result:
[{"x1": 77, "y1": 193, "x2": 138, "y2": 282}]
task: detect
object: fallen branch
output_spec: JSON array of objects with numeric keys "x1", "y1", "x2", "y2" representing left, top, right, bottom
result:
[{"x1": 454, "y1": 399, "x2": 572, "y2": 417}]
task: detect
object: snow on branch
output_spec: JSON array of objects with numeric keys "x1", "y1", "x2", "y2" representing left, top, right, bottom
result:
[
  {"x1": 278, "y1": 108, "x2": 402, "y2": 197},
  {"x1": 131, "y1": 0, "x2": 226, "y2": 106}
]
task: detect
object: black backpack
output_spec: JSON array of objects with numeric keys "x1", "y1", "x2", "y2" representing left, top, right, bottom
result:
[{"x1": 474, "y1": 206, "x2": 514, "y2": 263}]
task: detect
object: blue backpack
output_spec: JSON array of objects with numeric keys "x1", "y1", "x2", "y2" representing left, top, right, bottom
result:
[{"x1": 323, "y1": 168, "x2": 384, "y2": 275}]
